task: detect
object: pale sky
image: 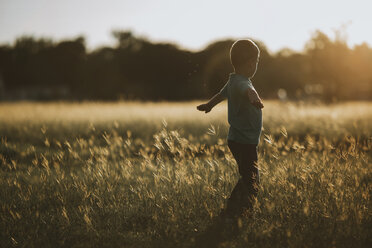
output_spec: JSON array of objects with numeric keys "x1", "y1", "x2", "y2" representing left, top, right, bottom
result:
[{"x1": 0, "y1": 0, "x2": 371, "y2": 52}]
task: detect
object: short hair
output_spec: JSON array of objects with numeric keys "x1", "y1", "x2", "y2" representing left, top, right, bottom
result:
[{"x1": 230, "y1": 39, "x2": 260, "y2": 68}]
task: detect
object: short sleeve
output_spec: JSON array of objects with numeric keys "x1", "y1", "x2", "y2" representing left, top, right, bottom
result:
[
  {"x1": 219, "y1": 82, "x2": 228, "y2": 99},
  {"x1": 237, "y1": 81, "x2": 250, "y2": 95}
]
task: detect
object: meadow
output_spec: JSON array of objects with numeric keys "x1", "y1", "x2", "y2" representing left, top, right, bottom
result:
[{"x1": 0, "y1": 101, "x2": 371, "y2": 248}]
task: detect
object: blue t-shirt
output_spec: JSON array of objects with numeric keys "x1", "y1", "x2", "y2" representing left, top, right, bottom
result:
[{"x1": 219, "y1": 73, "x2": 263, "y2": 144}]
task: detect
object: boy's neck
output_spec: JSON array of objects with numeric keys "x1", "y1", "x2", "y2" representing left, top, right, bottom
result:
[{"x1": 234, "y1": 69, "x2": 253, "y2": 80}]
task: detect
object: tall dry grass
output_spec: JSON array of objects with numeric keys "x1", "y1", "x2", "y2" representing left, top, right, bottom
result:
[{"x1": 0, "y1": 101, "x2": 371, "y2": 247}]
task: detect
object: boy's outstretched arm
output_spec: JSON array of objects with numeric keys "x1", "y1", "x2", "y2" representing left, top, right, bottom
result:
[
  {"x1": 196, "y1": 92, "x2": 225, "y2": 113},
  {"x1": 245, "y1": 88, "x2": 264, "y2": 109}
]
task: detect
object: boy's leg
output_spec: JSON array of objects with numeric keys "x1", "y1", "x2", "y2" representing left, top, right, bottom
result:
[
  {"x1": 225, "y1": 140, "x2": 259, "y2": 217},
  {"x1": 224, "y1": 140, "x2": 243, "y2": 216},
  {"x1": 238, "y1": 144, "x2": 259, "y2": 211}
]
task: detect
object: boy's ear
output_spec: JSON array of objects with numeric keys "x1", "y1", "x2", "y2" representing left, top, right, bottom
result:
[{"x1": 249, "y1": 57, "x2": 258, "y2": 64}]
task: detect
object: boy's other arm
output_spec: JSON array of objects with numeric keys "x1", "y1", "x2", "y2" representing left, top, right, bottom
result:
[
  {"x1": 196, "y1": 92, "x2": 225, "y2": 113},
  {"x1": 245, "y1": 88, "x2": 264, "y2": 109}
]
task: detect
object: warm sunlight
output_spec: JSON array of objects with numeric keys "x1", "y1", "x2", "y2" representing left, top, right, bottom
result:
[
  {"x1": 1, "y1": 1, "x2": 371, "y2": 247},
  {"x1": 1, "y1": 0, "x2": 371, "y2": 51}
]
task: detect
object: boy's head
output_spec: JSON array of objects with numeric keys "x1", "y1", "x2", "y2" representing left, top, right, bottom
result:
[{"x1": 230, "y1": 39, "x2": 260, "y2": 78}]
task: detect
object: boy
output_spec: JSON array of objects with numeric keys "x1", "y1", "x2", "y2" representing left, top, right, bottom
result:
[{"x1": 197, "y1": 39, "x2": 263, "y2": 219}]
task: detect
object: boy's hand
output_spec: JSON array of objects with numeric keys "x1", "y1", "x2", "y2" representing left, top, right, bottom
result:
[
  {"x1": 246, "y1": 88, "x2": 264, "y2": 109},
  {"x1": 197, "y1": 103, "x2": 212, "y2": 113},
  {"x1": 252, "y1": 100, "x2": 264, "y2": 109}
]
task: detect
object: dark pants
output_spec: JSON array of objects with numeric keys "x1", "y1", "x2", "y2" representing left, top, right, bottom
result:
[{"x1": 225, "y1": 140, "x2": 260, "y2": 217}]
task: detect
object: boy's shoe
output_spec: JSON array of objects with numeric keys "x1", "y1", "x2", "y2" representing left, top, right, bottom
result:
[{"x1": 223, "y1": 214, "x2": 245, "y2": 233}]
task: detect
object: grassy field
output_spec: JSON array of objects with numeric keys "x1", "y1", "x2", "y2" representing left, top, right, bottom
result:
[{"x1": 0, "y1": 101, "x2": 371, "y2": 248}]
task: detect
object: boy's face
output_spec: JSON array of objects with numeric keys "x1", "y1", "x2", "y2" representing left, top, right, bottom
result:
[{"x1": 233, "y1": 55, "x2": 259, "y2": 78}]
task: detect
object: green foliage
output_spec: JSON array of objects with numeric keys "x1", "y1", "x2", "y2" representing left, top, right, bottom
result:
[
  {"x1": 0, "y1": 101, "x2": 371, "y2": 247},
  {"x1": 0, "y1": 30, "x2": 371, "y2": 101}
]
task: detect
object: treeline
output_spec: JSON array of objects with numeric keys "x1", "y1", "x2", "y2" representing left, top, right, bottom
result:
[{"x1": 0, "y1": 30, "x2": 371, "y2": 101}]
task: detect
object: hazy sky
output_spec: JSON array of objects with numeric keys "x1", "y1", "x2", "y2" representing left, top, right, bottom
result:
[{"x1": 0, "y1": 0, "x2": 371, "y2": 52}]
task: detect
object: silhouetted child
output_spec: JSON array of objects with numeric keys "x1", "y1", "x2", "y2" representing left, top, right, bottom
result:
[{"x1": 197, "y1": 39, "x2": 263, "y2": 221}]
